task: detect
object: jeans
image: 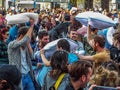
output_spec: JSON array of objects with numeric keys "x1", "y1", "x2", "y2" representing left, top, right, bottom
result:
[{"x1": 22, "y1": 72, "x2": 35, "y2": 90}]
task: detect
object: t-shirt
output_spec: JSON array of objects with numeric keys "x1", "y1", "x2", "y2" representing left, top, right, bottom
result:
[{"x1": 93, "y1": 49, "x2": 110, "y2": 69}]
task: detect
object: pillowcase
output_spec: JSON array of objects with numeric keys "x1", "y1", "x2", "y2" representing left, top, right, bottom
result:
[{"x1": 75, "y1": 11, "x2": 115, "y2": 29}]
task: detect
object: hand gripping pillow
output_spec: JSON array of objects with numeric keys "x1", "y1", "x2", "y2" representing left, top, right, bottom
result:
[
  {"x1": 88, "y1": 12, "x2": 115, "y2": 30},
  {"x1": 43, "y1": 39, "x2": 60, "y2": 58},
  {"x1": 21, "y1": 13, "x2": 38, "y2": 24},
  {"x1": 6, "y1": 14, "x2": 29, "y2": 25},
  {"x1": 75, "y1": 11, "x2": 115, "y2": 29},
  {"x1": 6, "y1": 13, "x2": 38, "y2": 25}
]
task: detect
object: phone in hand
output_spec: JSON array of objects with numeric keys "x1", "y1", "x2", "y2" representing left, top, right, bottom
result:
[{"x1": 93, "y1": 86, "x2": 117, "y2": 90}]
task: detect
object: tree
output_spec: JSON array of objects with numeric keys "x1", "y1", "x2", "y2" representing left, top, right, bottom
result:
[
  {"x1": 70, "y1": 0, "x2": 77, "y2": 7},
  {"x1": 101, "y1": 0, "x2": 109, "y2": 11},
  {"x1": 85, "y1": 0, "x2": 93, "y2": 9}
]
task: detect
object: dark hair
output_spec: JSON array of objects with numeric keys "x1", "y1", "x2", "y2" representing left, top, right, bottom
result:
[
  {"x1": 94, "y1": 35, "x2": 105, "y2": 48},
  {"x1": 45, "y1": 22, "x2": 52, "y2": 31},
  {"x1": 69, "y1": 60, "x2": 92, "y2": 82},
  {"x1": 0, "y1": 65, "x2": 21, "y2": 90},
  {"x1": 91, "y1": 28, "x2": 98, "y2": 32},
  {"x1": 57, "y1": 39, "x2": 70, "y2": 52},
  {"x1": 17, "y1": 26, "x2": 29, "y2": 37},
  {"x1": 50, "y1": 50, "x2": 68, "y2": 78},
  {"x1": 0, "y1": 28, "x2": 9, "y2": 40},
  {"x1": 41, "y1": 20, "x2": 46, "y2": 28},
  {"x1": 68, "y1": 26, "x2": 77, "y2": 34},
  {"x1": 64, "y1": 14, "x2": 70, "y2": 21},
  {"x1": 71, "y1": 18, "x2": 82, "y2": 30},
  {"x1": 113, "y1": 31, "x2": 120, "y2": 43},
  {"x1": 38, "y1": 30, "x2": 48, "y2": 39}
]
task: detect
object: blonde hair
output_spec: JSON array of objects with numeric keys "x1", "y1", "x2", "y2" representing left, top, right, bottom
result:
[{"x1": 90, "y1": 66, "x2": 119, "y2": 87}]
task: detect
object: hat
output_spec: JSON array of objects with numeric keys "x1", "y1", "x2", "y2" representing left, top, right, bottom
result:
[{"x1": 0, "y1": 65, "x2": 21, "y2": 88}]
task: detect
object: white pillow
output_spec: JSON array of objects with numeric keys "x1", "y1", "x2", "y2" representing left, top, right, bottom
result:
[
  {"x1": 107, "y1": 27, "x2": 115, "y2": 45},
  {"x1": 43, "y1": 39, "x2": 60, "y2": 51},
  {"x1": 75, "y1": 11, "x2": 115, "y2": 29},
  {"x1": 6, "y1": 12, "x2": 38, "y2": 25},
  {"x1": 43, "y1": 38, "x2": 78, "y2": 52},
  {"x1": 43, "y1": 38, "x2": 78, "y2": 58},
  {"x1": 89, "y1": 12, "x2": 115, "y2": 30},
  {"x1": 75, "y1": 11, "x2": 93, "y2": 26},
  {"x1": 6, "y1": 14, "x2": 29, "y2": 25},
  {"x1": 21, "y1": 13, "x2": 38, "y2": 24}
]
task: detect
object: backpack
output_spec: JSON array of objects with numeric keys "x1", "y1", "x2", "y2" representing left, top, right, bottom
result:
[
  {"x1": 110, "y1": 45, "x2": 120, "y2": 63},
  {"x1": 49, "y1": 73, "x2": 66, "y2": 90}
]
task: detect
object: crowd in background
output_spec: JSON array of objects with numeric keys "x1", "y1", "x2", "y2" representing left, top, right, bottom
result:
[{"x1": 0, "y1": 6, "x2": 120, "y2": 90}]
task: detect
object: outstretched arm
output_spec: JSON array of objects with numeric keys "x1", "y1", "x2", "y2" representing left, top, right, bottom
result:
[{"x1": 79, "y1": 54, "x2": 94, "y2": 61}]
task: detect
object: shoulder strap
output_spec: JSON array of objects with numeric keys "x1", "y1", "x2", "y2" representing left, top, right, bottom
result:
[{"x1": 54, "y1": 73, "x2": 66, "y2": 90}]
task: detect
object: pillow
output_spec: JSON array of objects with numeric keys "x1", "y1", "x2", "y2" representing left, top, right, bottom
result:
[
  {"x1": 43, "y1": 38, "x2": 78, "y2": 58},
  {"x1": 6, "y1": 14, "x2": 29, "y2": 25},
  {"x1": 75, "y1": 11, "x2": 115, "y2": 29},
  {"x1": 77, "y1": 26, "x2": 87, "y2": 36},
  {"x1": 6, "y1": 12, "x2": 38, "y2": 25},
  {"x1": 43, "y1": 39, "x2": 60, "y2": 51},
  {"x1": 43, "y1": 38, "x2": 78, "y2": 52},
  {"x1": 107, "y1": 27, "x2": 115, "y2": 45},
  {"x1": 43, "y1": 39, "x2": 61, "y2": 59},
  {"x1": 75, "y1": 11, "x2": 93, "y2": 26},
  {"x1": 66, "y1": 38, "x2": 78, "y2": 52},
  {"x1": 21, "y1": 13, "x2": 38, "y2": 24}
]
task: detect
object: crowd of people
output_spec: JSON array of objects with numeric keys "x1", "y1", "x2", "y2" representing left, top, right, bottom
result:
[{"x1": 0, "y1": 7, "x2": 120, "y2": 90}]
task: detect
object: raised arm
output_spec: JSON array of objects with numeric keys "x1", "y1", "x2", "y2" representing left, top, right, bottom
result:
[
  {"x1": 87, "y1": 24, "x2": 94, "y2": 47},
  {"x1": 8, "y1": 19, "x2": 35, "y2": 49},
  {"x1": 26, "y1": 18, "x2": 34, "y2": 38}
]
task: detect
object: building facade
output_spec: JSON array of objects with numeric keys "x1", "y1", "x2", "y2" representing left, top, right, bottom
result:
[
  {"x1": 17, "y1": 0, "x2": 69, "y2": 9},
  {"x1": 77, "y1": 0, "x2": 119, "y2": 11},
  {"x1": 0, "y1": 0, "x2": 119, "y2": 11}
]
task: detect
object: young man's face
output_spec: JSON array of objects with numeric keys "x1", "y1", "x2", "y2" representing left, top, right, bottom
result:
[
  {"x1": 40, "y1": 35, "x2": 49, "y2": 46},
  {"x1": 80, "y1": 67, "x2": 92, "y2": 88},
  {"x1": 69, "y1": 31, "x2": 78, "y2": 41},
  {"x1": 91, "y1": 40, "x2": 98, "y2": 52},
  {"x1": 113, "y1": 38, "x2": 120, "y2": 49}
]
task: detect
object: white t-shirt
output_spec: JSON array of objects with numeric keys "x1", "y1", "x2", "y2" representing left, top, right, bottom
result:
[{"x1": 20, "y1": 48, "x2": 30, "y2": 74}]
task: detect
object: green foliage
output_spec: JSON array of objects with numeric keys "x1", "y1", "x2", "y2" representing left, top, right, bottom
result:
[{"x1": 70, "y1": 0, "x2": 77, "y2": 7}]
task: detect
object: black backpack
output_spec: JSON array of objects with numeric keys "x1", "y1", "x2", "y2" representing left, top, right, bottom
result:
[{"x1": 110, "y1": 45, "x2": 120, "y2": 63}]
